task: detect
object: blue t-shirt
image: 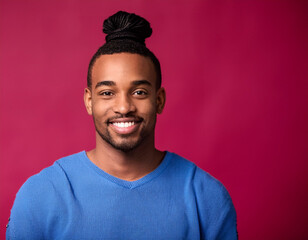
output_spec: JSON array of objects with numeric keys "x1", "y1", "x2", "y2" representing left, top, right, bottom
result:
[{"x1": 7, "y1": 151, "x2": 237, "y2": 240}]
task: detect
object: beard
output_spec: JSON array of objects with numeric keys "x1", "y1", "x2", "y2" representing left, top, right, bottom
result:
[
  {"x1": 93, "y1": 115, "x2": 157, "y2": 153},
  {"x1": 96, "y1": 127, "x2": 145, "y2": 152}
]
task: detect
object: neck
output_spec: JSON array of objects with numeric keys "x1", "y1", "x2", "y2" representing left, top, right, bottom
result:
[{"x1": 87, "y1": 132, "x2": 165, "y2": 181}]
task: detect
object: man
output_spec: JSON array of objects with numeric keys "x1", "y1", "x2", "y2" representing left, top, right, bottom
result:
[{"x1": 7, "y1": 11, "x2": 237, "y2": 239}]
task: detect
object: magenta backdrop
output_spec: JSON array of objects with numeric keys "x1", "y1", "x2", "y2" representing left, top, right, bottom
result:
[{"x1": 1, "y1": 0, "x2": 308, "y2": 239}]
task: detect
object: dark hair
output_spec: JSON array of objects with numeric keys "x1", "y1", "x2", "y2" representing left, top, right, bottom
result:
[{"x1": 87, "y1": 11, "x2": 161, "y2": 89}]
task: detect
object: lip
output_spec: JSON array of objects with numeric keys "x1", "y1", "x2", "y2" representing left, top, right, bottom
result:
[
  {"x1": 109, "y1": 117, "x2": 141, "y2": 123},
  {"x1": 108, "y1": 118, "x2": 142, "y2": 135}
]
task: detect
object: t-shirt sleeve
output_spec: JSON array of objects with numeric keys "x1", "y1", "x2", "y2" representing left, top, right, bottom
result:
[
  {"x1": 193, "y1": 167, "x2": 238, "y2": 240},
  {"x1": 6, "y1": 172, "x2": 56, "y2": 240}
]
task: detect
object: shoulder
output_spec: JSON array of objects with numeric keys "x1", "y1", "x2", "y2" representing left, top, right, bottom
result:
[
  {"x1": 193, "y1": 167, "x2": 232, "y2": 203},
  {"x1": 12, "y1": 151, "x2": 84, "y2": 205},
  {"x1": 7, "y1": 151, "x2": 85, "y2": 239},
  {"x1": 166, "y1": 152, "x2": 197, "y2": 175},
  {"x1": 193, "y1": 167, "x2": 237, "y2": 239},
  {"x1": 10, "y1": 151, "x2": 86, "y2": 217},
  {"x1": 19, "y1": 151, "x2": 84, "y2": 191},
  {"x1": 185, "y1": 160, "x2": 237, "y2": 239},
  {"x1": 168, "y1": 152, "x2": 230, "y2": 198},
  {"x1": 167, "y1": 152, "x2": 237, "y2": 239}
]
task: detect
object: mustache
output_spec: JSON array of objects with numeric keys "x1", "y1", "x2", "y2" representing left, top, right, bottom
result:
[{"x1": 106, "y1": 114, "x2": 144, "y2": 123}]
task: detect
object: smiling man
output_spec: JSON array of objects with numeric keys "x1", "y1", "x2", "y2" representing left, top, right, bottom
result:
[
  {"x1": 7, "y1": 11, "x2": 237, "y2": 240},
  {"x1": 84, "y1": 53, "x2": 166, "y2": 181}
]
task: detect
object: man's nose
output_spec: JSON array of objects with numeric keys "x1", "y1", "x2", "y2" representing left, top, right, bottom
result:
[{"x1": 113, "y1": 93, "x2": 136, "y2": 115}]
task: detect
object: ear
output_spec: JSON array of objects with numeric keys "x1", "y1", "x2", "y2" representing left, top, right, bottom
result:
[
  {"x1": 156, "y1": 87, "x2": 166, "y2": 114},
  {"x1": 84, "y1": 88, "x2": 93, "y2": 115}
]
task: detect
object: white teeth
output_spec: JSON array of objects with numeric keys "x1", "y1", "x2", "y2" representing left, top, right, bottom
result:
[{"x1": 113, "y1": 122, "x2": 135, "y2": 128}]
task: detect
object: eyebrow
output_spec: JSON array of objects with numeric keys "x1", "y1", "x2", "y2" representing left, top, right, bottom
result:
[
  {"x1": 131, "y1": 80, "x2": 152, "y2": 86},
  {"x1": 95, "y1": 80, "x2": 152, "y2": 89},
  {"x1": 95, "y1": 81, "x2": 115, "y2": 89}
]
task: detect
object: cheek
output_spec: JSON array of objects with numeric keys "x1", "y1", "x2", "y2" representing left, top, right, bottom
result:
[
  {"x1": 92, "y1": 100, "x2": 112, "y2": 117},
  {"x1": 136, "y1": 100, "x2": 157, "y2": 116}
]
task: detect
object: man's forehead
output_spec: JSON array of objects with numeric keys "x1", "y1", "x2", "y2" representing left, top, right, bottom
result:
[
  {"x1": 91, "y1": 53, "x2": 157, "y2": 86},
  {"x1": 95, "y1": 80, "x2": 152, "y2": 89}
]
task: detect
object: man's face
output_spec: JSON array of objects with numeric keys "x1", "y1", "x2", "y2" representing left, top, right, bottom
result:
[{"x1": 84, "y1": 53, "x2": 165, "y2": 152}]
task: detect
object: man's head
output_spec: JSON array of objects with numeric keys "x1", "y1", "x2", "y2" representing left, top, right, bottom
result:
[
  {"x1": 84, "y1": 11, "x2": 165, "y2": 152},
  {"x1": 87, "y1": 11, "x2": 162, "y2": 90}
]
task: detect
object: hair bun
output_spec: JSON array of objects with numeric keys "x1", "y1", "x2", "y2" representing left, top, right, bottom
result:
[{"x1": 103, "y1": 11, "x2": 152, "y2": 45}]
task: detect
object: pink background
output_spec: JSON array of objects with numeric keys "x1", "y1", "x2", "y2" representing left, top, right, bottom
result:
[{"x1": 1, "y1": 0, "x2": 308, "y2": 239}]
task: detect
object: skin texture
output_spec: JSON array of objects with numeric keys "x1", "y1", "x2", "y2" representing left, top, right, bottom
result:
[{"x1": 84, "y1": 53, "x2": 166, "y2": 181}]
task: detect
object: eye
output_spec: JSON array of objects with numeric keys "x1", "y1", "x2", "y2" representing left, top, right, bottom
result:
[
  {"x1": 99, "y1": 91, "x2": 114, "y2": 97},
  {"x1": 133, "y1": 90, "x2": 148, "y2": 96}
]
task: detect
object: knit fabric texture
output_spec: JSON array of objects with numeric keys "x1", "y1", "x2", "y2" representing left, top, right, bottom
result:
[{"x1": 7, "y1": 151, "x2": 237, "y2": 240}]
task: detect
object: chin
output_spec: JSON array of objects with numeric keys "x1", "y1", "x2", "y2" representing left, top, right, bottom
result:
[
  {"x1": 97, "y1": 130, "x2": 143, "y2": 152},
  {"x1": 109, "y1": 138, "x2": 145, "y2": 152}
]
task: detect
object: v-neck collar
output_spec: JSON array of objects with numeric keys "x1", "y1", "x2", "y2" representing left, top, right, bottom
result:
[{"x1": 79, "y1": 151, "x2": 172, "y2": 189}]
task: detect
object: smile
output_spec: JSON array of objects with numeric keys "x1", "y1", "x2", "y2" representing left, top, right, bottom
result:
[
  {"x1": 109, "y1": 119, "x2": 141, "y2": 135},
  {"x1": 112, "y1": 122, "x2": 135, "y2": 128}
]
